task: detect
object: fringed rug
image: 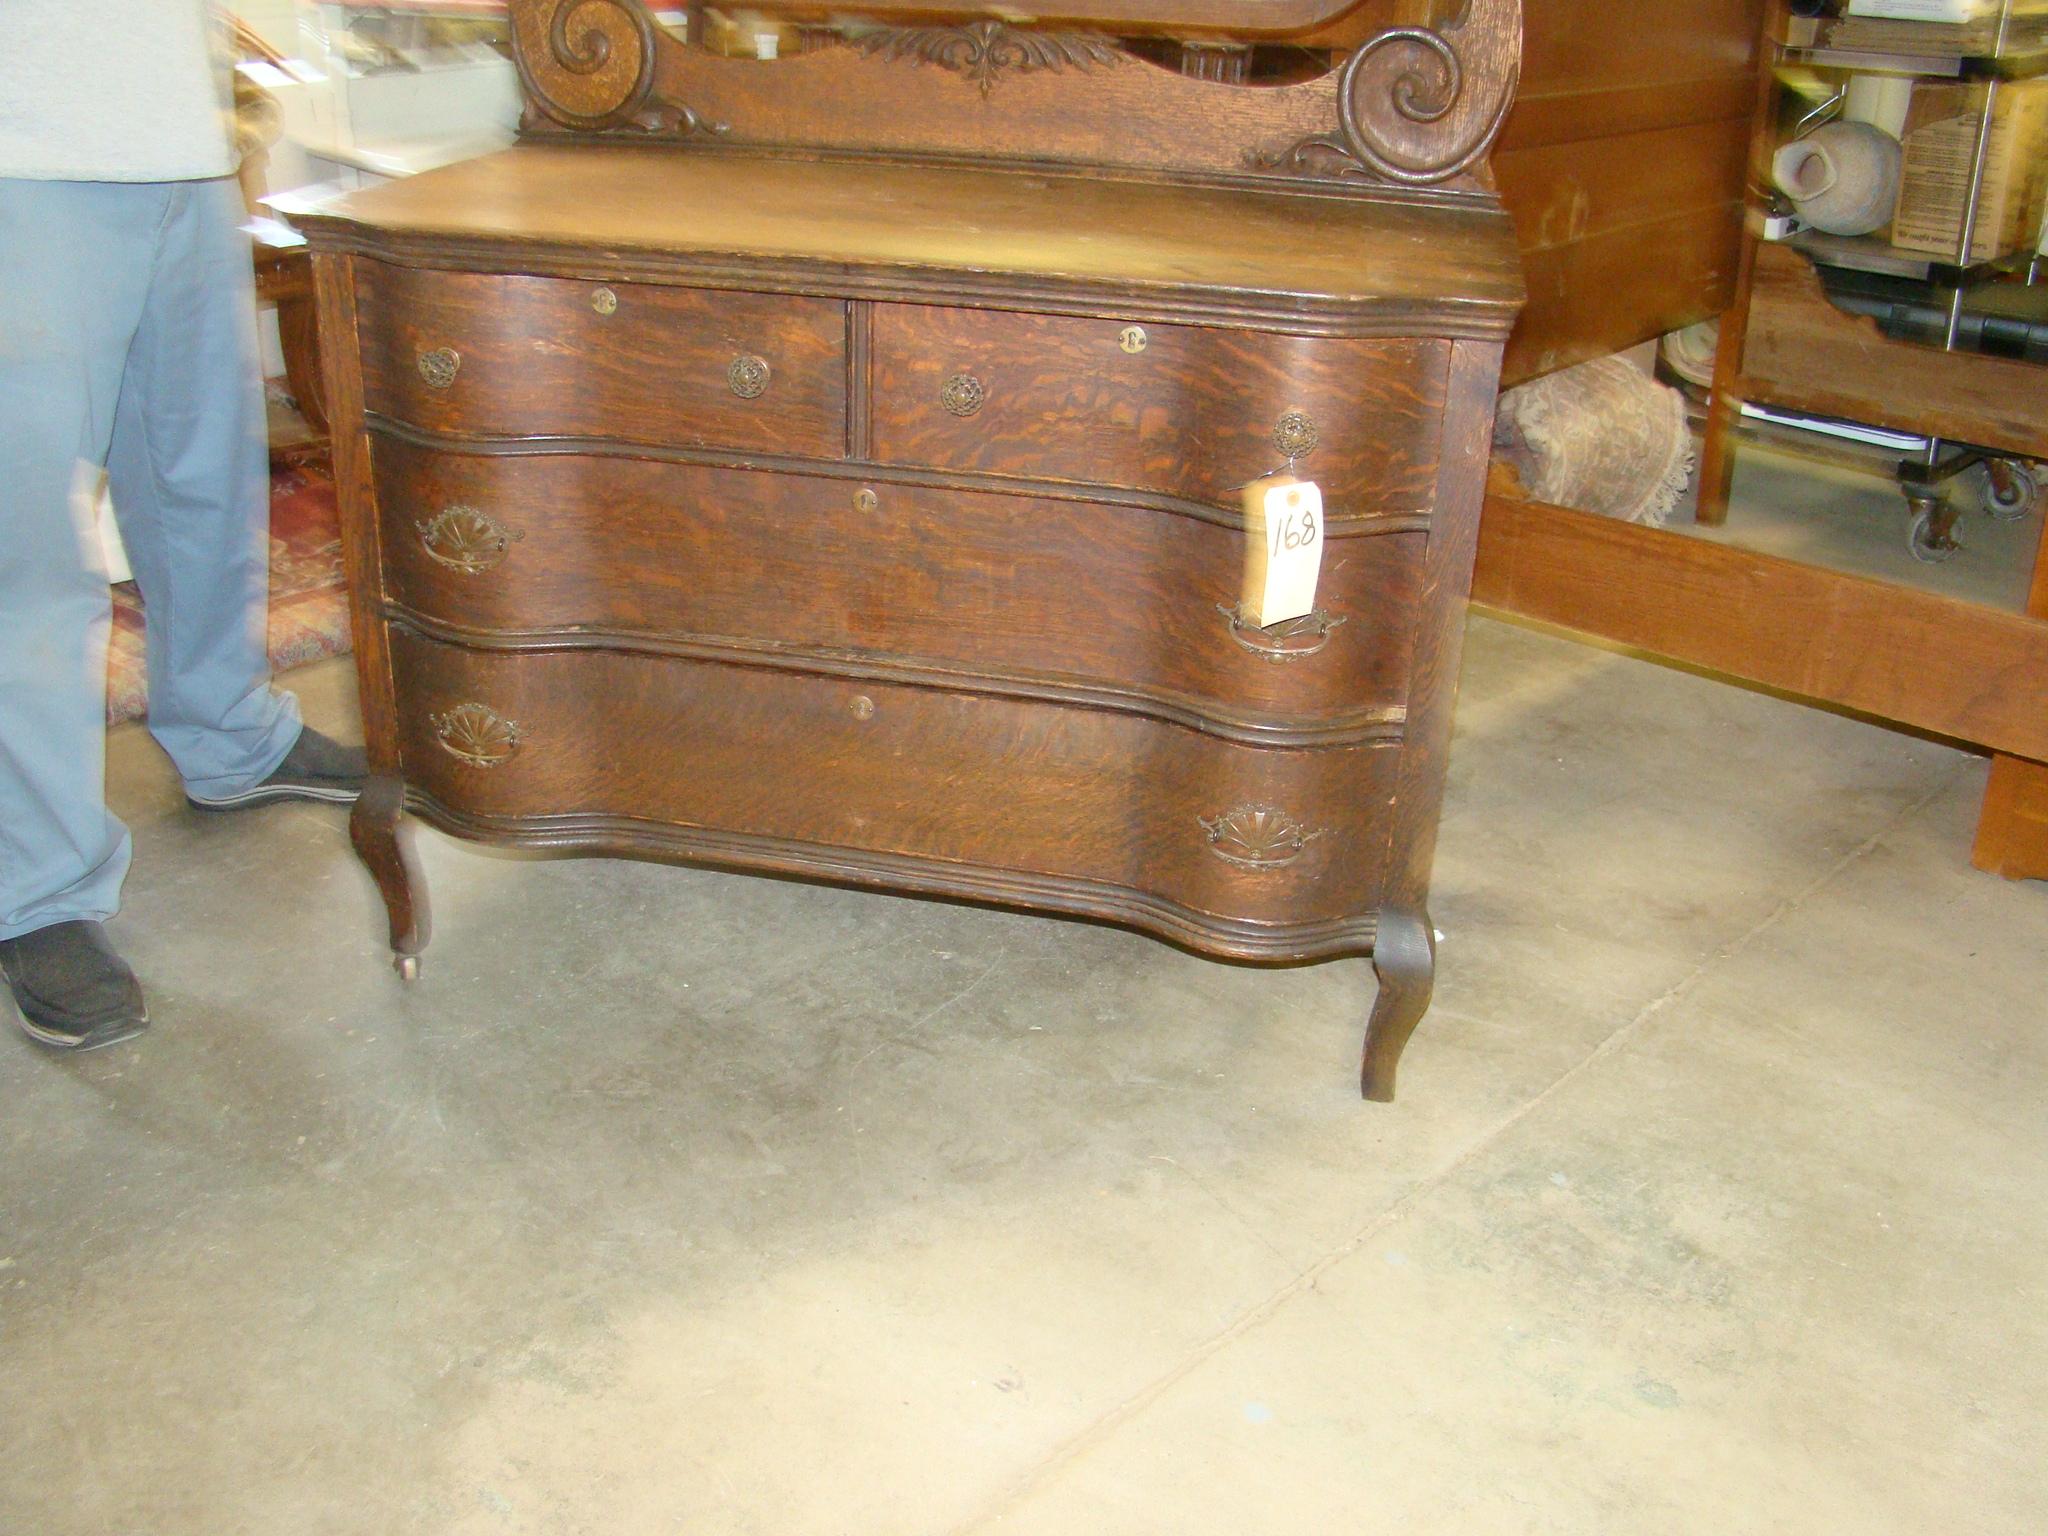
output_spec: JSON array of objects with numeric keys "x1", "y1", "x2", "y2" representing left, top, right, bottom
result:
[{"x1": 106, "y1": 461, "x2": 350, "y2": 724}]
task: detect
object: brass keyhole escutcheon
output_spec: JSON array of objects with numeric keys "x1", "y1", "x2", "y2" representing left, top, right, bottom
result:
[
  {"x1": 851, "y1": 695, "x2": 876, "y2": 721},
  {"x1": 939, "y1": 373, "x2": 985, "y2": 417},
  {"x1": 1272, "y1": 410, "x2": 1319, "y2": 459},
  {"x1": 853, "y1": 487, "x2": 880, "y2": 513},
  {"x1": 1118, "y1": 325, "x2": 1148, "y2": 354},
  {"x1": 591, "y1": 286, "x2": 618, "y2": 315},
  {"x1": 417, "y1": 347, "x2": 461, "y2": 390},
  {"x1": 728, "y1": 354, "x2": 771, "y2": 399}
]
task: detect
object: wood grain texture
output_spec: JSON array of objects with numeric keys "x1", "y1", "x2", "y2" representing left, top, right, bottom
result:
[
  {"x1": 354, "y1": 262, "x2": 847, "y2": 456},
  {"x1": 1974, "y1": 512, "x2": 2048, "y2": 882},
  {"x1": 1736, "y1": 241, "x2": 2048, "y2": 459},
  {"x1": 1361, "y1": 339, "x2": 1502, "y2": 1099},
  {"x1": 870, "y1": 306, "x2": 1447, "y2": 512},
  {"x1": 312, "y1": 254, "x2": 400, "y2": 773},
  {"x1": 294, "y1": 147, "x2": 1525, "y2": 341},
  {"x1": 388, "y1": 625, "x2": 1399, "y2": 959},
  {"x1": 370, "y1": 433, "x2": 1427, "y2": 744},
  {"x1": 1473, "y1": 486, "x2": 2048, "y2": 766},
  {"x1": 509, "y1": 0, "x2": 1520, "y2": 187},
  {"x1": 310, "y1": 0, "x2": 1526, "y2": 1098},
  {"x1": 1492, "y1": 0, "x2": 1762, "y2": 383}
]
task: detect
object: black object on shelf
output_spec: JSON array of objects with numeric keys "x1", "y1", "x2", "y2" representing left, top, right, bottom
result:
[{"x1": 1819, "y1": 265, "x2": 2048, "y2": 364}]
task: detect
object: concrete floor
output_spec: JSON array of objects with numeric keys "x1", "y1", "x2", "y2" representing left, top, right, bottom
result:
[{"x1": 3, "y1": 621, "x2": 2043, "y2": 1535}]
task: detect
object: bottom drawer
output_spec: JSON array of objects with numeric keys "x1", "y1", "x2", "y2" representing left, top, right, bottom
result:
[{"x1": 389, "y1": 628, "x2": 1399, "y2": 956}]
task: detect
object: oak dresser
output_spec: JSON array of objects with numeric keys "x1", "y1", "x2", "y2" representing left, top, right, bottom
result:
[{"x1": 300, "y1": 0, "x2": 1526, "y2": 1099}]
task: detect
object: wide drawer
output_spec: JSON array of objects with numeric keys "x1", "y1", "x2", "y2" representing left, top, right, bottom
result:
[
  {"x1": 868, "y1": 305, "x2": 1447, "y2": 513},
  {"x1": 353, "y1": 261, "x2": 847, "y2": 456},
  {"x1": 371, "y1": 435, "x2": 1427, "y2": 737},
  {"x1": 388, "y1": 628, "x2": 1395, "y2": 948}
]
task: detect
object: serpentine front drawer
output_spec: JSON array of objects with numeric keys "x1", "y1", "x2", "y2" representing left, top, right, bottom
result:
[{"x1": 353, "y1": 262, "x2": 848, "y2": 457}]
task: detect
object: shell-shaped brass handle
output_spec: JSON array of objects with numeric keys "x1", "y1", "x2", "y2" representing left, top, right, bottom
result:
[
  {"x1": 1219, "y1": 603, "x2": 1347, "y2": 662},
  {"x1": 1272, "y1": 410, "x2": 1319, "y2": 459},
  {"x1": 728, "y1": 354, "x2": 771, "y2": 399},
  {"x1": 940, "y1": 373, "x2": 986, "y2": 417},
  {"x1": 417, "y1": 347, "x2": 461, "y2": 390},
  {"x1": 429, "y1": 702, "x2": 522, "y2": 768},
  {"x1": 417, "y1": 506, "x2": 519, "y2": 575},
  {"x1": 1199, "y1": 805, "x2": 1327, "y2": 869}
]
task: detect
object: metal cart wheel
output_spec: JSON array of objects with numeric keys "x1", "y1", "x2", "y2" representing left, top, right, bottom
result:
[
  {"x1": 1982, "y1": 459, "x2": 2039, "y2": 522},
  {"x1": 1907, "y1": 490, "x2": 1962, "y2": 563}
]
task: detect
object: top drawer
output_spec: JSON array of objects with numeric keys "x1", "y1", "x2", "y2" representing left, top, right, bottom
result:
[
  {"x1": 868, "y1": 305, "x2": 1447, "y2": 514},
  {"x1": 353, "y1": 261, "x2": 847, "y2": 457}
]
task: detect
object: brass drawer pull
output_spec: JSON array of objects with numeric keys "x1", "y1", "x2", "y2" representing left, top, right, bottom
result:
[
  {"x1": 940, "y1": 373, "x2": 986, "y2": 417},
  {"x1": 417, "y1": 347, "x2": 461, "y2": 390},
  {"x1": 1198, "y1": 805, "x2": 1327, "y2": 869},
  {"x1": 1219, "y1": 603, "x2": 1346, "y2": 662},
  {"x1": 1272, "y1": 410, "x2": 1319, "y2": 459},
  {"x1": 429, "y1": 702, "x2": 523, "y2": 768},
  {"x1": 417, "y1": 506, "x2": 519, "y2": 575},
  {"x1": 728, "y1": 354, "x2": 771, "y2": 399}
]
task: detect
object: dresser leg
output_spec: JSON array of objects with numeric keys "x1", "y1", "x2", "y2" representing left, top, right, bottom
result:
[
  {"x1": 350, "y1": 774, "x2": 431, "y2": 980},
  {"x1": 1361, "y1": 908, "x2": 1435, "y2": 1102}
]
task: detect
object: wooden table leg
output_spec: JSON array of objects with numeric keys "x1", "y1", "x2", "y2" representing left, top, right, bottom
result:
[{"x1": 1971, "y1": 484, "x2": 2048, "y2": 881}]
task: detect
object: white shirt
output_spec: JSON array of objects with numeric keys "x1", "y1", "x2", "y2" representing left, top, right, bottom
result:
[{"x1": 0, "y1": 0, "x2": 235, "y2": 182}]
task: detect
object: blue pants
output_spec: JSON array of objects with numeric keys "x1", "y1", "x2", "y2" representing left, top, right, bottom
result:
[{"x1": 1, "y1": 177, "x2": 301, "y2": 941}]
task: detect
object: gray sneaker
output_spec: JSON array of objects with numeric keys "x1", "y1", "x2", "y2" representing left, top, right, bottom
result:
[
  {"x1": 0, "y1": 921, "x2": 150, "y2": 1051},
  {"x1": 186, "y1": 726, "x2": 366, "y2": 811}
]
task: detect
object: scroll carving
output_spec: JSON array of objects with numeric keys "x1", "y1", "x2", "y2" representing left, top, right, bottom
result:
[
  {"x1": 513, "y1": 0, "x2": 725, "y2": 137},
  {"x1": 854, "y1": 22, "x2": 1122, "y2": 98},
  {"x1": 1247, "y1": 0, "x2": 1521, "y2": 187}
]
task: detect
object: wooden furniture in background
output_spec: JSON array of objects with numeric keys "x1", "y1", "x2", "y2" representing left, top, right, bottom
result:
[
  {"x1": 1695, "y1": 2, "x2": 2048, "y2": 880},
  {"x1": 1474, "y1": 0, "x2": 2048, "y2": 884},
  {"x1": 301, "y1": 0, "x2": 1526, "y2": 1099}
]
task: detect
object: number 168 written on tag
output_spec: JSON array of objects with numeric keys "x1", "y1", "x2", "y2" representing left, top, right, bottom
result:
[{"x1": 1239, "y1": 476, "x2": 1325, "y2": 628}]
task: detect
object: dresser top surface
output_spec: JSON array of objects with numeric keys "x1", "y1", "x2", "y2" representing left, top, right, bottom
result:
[{"x1": 298, "y1": 145, "x2": 1524, "y2": 335}]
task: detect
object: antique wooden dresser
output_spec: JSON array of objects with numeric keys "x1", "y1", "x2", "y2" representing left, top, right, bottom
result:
[{"x1": 300, "y1": 0, "x2": 1525, "y2": 1099}]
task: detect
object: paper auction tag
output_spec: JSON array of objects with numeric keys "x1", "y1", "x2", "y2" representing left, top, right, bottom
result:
[{"x1": 1239, "y1": 476, "x2": 1325, "y2": 628}]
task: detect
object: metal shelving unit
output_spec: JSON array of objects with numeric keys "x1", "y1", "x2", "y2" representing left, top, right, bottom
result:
[{"x1": 1705, "y1": 0, "x2": 2048, "y2": 559}]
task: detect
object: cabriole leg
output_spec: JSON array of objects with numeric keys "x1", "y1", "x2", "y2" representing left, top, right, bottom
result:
[
  {"x1": 1361, "y1": 907, "x2": 1435, "y2": 1102},
  {"x1": 349, "y1": 774, "x2": 430, "y2": 980}
]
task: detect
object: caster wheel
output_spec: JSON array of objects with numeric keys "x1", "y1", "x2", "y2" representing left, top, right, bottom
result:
[
  {"x1": 394, "y1": 953, "x2": 422, "y2": 982},
  {"x1": 1982, "y1": 459, "x2": 2039, "y2": 521},
  {"x1": 1909, "y1": 501, "x2": 1961, "y2": 563}
]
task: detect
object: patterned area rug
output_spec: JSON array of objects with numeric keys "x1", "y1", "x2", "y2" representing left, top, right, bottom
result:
[{"x1": 106, "y1": 461, "x2": 350, "y2": 724}]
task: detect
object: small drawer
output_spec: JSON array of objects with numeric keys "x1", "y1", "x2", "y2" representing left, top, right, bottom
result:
[
  {"x1": 370, "y1": 435, "x2": 1427, "y2": 736},
  {"x1": 868, "y1": 305, "x2": 1448, "y2": 515},
  {"x1": 354, "y1": 260, "x2": 846, "y2": 457},
  {"x1": 388, "y1": 627, "x2": 1397, "y2": 943}
]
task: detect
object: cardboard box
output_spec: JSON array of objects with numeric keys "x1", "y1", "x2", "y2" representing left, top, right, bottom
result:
[{"x1": 1890, "y1": 78, "x2": 2048, "y2": 263}]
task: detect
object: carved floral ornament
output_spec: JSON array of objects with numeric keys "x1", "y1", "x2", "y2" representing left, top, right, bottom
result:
[
  {"x1": 507, "y1": 0, "x2": 1520, "y2": 187},
  {"x1": 430, "y1": 703, "x2": 524, "y2": 768},
  {"x1": 852, "y1": 23, "x2": 1121, "y2": 99},
  {"x1": 1199, "y1": 805, "x2": 1328, "y2": 869}
]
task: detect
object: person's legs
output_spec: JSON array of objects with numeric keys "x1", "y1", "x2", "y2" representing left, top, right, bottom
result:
[
  {"x1": 0, "y1": 178, "x2": 161, "y2": 944},
  {"x1": 106, "y1": 175, "x2": 301, "y2": 798}
]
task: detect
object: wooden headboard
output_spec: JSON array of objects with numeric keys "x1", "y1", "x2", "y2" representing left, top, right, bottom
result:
[{"x1": 1493, "y1": 0, "x2": 1765, "y2": 384}]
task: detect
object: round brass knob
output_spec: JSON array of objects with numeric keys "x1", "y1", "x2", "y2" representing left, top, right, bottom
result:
[
  {"x1": 939, "y1": 373, "x2": 985, "y2": 417},
  {"x1": 417, "y1": 347, "x2": 461, "y2": 390},
  {"x1": 728, "y1": 354, "x2": 771, "y2": 399},
  {"x1": 1272, "y1": 411, "x2": 1319, "y2": 459},
  {"x1": 590, "y1": 286, "x2": 619, "y2": 315}
]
